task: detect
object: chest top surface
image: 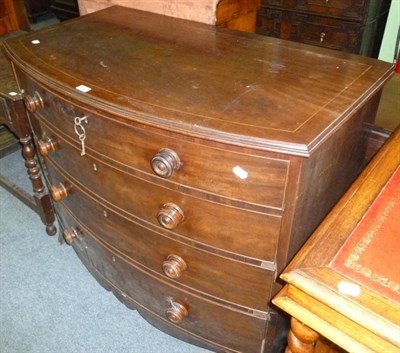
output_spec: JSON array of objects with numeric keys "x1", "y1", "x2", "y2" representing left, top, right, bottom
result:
[{"x1": 3, "y1": 6, "x2": 393, "y2": 154}]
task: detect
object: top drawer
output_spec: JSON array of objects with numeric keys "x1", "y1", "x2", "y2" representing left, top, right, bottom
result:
[
  {"x1": 262, "y1": 0, "x2": 367, "y2": 20},
  {"x1": 21, "y1": 75, "x2": 289, "y2": 210}
]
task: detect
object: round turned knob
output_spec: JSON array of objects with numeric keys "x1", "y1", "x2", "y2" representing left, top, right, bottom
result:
[
  {"x1": 50, "y1": 182, "x2": 68, "y2": 202},
  {"x1": 166, "y1": 301, "x2": 188, "y2": 324},
  {"x1": 24, "y1": 91, "x2": 44, "y2": 113},
  {"x1": 162, "y1": 255, "x2": 187, "y2": 279},
  {"x1": 63, "y1": 227, "x2": 79, "y2": 245},
  {"x1": 37, "y1": 138, "x2": 57, "y2": 156},
  {"x1": 151, "y1": 148, "x2": 180, "y2": 178},
  {"x1": 157, "y1": 203, "x2": 184, "y2": 230}
]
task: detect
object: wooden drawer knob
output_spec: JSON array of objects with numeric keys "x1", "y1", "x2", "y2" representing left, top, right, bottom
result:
[
  {"x1": 166, "y1": 301, "x2": 188, "y2": 324},
  {"x1": 151, "y1": 148, "x2": 180, "y2": 178},
  {"x1": 63, "y1": 227, "x2": 79, "y2": 245},
  {"x1": 37, "y1": 137, "x2": 58, "y2": 156},
  {"x1": 50, "y1": 182, "x2": 68, "y2": 202},
  {"x1": 157, "y1": 203, "x2": 184, "y2": 230},
  {"x1": 24, "y1": 91, "x2": 44, "y2": 113},
  {"x1": 162, "y1": 255, "x2": 187, "y2": 279}
]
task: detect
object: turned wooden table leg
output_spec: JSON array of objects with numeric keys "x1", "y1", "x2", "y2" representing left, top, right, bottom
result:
[
  {"x1": 20, "y1": 135, "x2": 57, "y2": 236},
  {"x1": 285, "y1": 317, "x2": 319, "y2": 353}
]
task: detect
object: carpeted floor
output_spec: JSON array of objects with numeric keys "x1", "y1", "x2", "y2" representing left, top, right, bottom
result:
[{"x1": 0, "y1": 151, "x2": 211, "y2": 353}]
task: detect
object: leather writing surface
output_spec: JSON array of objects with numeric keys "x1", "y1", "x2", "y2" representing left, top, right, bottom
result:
[{"x1": 331, "y1": 167, "x2": 400, "y2": 303}]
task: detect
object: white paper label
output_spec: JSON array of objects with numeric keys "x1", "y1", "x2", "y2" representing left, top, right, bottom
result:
[
  {"x1": 337, "y1": 281, "x2": 361, "y2": 297},
  {"x1": 233, "y1": 166, "x2": 248, "y2": 180},
  {"x1": 75, "y1": 85, "x2": 92, "y2": 93}
]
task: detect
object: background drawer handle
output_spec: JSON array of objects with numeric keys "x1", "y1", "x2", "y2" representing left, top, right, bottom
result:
[
  {"x1": 37, "y1": 137, "x2": 58, "y2": 156},
  {"x1": 50, "y1": 182, "x2": 69, "y2": 202},
  {"x1": 162, "y1": 255, "x2": 187, "y2": 279},
  {"x1": 157, "y1": 203, "x2": 184, "y2": 229},
  {"x1": 166, "y1": 301, "x2": 188, "y2": 324},
  {"x1": 151, "y1": 148, "x2": 181, "y2": 178},
  {"x1": 63, "y1": 227, "x2": 79, "y2": 245},
  {"x1": 24, "y1": 91, "x2": 44, "y2": 113}
]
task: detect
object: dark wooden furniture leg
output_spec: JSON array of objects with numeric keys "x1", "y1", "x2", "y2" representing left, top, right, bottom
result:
[
  {"x1": 1, "y1": 42, "x2": 56, "y2": 235},
  {"x1": 20, "y1": 133, "x2": 56, "y2": 235},
  {"x1": 5, "y1": 98, "x2": 56, "y2": 235}
]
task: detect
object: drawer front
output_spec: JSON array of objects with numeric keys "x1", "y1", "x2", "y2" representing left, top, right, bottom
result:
[
  {"x1": 40, "y1": 134, "x2": 281, "y2": 262},
  {"x1": 19, "y1": 73, "x2": 289, "y2": 210},
  {"x1": 79, "y1": 230, "x2": 269, "y2": 353},
  {"x1": 300, "y1": 14, "x2": 361, "y2": 51},
  {"x1": 261, "y1": 0, "x2": 367, "y2": 20},
  {"x1": 257, "y1": 8, "x2": 361, "y2": 52},
  {"x1": 54, "y1": 182, "x2": 275, "y2": 310}
]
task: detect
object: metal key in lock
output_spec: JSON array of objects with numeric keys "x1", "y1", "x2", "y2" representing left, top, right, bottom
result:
[
  {"x1": 78, "y1": 132, "x2": 86, "y2": 156},
  {"x1": 74, "y1": 116, "x2": 88, "y2": 156}
]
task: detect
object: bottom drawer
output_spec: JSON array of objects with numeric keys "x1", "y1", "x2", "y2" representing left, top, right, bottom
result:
[{"x1": 64, "y1": 223, "x2": 269, "y2": 352}]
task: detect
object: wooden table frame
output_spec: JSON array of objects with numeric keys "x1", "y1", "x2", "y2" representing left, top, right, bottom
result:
[{"x1": 274, "y1": 128, "x2": 400, "y2": 353}]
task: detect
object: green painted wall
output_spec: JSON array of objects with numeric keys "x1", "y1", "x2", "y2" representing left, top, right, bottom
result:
[{"x1": 379, "y1": 0, "x2": 400, "y2": 63}]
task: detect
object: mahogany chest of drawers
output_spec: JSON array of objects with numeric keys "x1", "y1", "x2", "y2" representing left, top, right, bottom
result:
[
  {"x1": 256, "y1": 0, "x2": 391, "y2": 56},
  {"x1": 3, "y1": 6, "x2": 393, "y2": 352}
]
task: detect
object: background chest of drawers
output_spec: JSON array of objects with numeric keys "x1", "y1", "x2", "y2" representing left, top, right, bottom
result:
[
  {"x1": 3, "y1": 6, "x2": 394, "y2": 353},
  {"x1": 256, "y1": 0, "x2": 392, "y2": 56}
]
